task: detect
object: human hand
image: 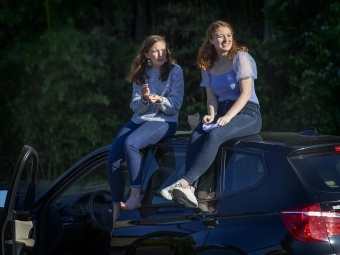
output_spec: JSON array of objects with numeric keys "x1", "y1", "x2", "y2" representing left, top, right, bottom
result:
[
  {"x1": 141, "y1": 84, "x2": 150, "y2": 100},
  {"x1": 216, "y1": 116, "x2": 230, "y2": 126},
  {"x1": 147, "y1": 94, "x2": 162, "y2": 104},
  {"x1": 202, "y1": 115, "x2": 215, "y2": 124}
]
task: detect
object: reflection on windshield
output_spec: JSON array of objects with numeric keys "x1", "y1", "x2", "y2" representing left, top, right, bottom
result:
[{"x1": 60, "y1": 162, "x2": 110, "y2": 198}]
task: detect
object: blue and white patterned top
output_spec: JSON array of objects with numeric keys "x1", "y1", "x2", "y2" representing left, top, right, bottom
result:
[{"x1": 130, "y1": 63, "x2": 184, "y2": 124}]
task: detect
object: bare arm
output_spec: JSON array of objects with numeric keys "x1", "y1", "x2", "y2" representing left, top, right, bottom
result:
[{"x1": 203, "y1": 87, "x2": 218, "y2": 124}]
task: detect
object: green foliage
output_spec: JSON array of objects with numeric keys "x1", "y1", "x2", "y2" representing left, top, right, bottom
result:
[
  {"x1": 0, "y1": 1, "x2": 141, "y2": 180},
  {"x1": 261, "y1": 1, "x2": 340, "y2": 134},
  {"x1": 1, "y1": 0, "x2": 340, "y2": 183},
  {"x1": 151, "y1": 1, "x2": 218, "y2": 130},
  {"x1": 150, "y1": 1, "x2": 265, "y2": 130},
  {"x1": 1, "y1": 28, "x2": 109, "y2": 179}
]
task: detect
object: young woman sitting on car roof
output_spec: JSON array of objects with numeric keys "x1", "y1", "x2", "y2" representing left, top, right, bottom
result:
[
  {"x1": 161, "y1": 20, "x2": 262, "y2": 208},
  {"x1": 107, "y1": 35, "x2": 184, "y2": 234}
]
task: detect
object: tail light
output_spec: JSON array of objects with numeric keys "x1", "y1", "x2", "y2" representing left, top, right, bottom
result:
[{"x1": 280, "y1": 203, "x2": 340, "y2": 242}]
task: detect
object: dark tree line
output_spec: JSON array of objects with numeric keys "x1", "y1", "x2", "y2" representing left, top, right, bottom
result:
[{"x1": 1, "y1": 0, "x2": 339, "y2": 181}]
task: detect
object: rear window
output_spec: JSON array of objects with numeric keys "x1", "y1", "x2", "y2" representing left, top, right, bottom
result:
[{"x1": 290, "y1": 153, "x2": 340, "y2": 192}]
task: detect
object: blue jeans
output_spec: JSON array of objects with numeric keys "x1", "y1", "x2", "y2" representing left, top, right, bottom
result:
[
  {"x1": 107, "y1": 120, "x2": 177, "y2": 204},
  {"x1": 183, "y1": 100, "x2": 262, "y2": 187}
]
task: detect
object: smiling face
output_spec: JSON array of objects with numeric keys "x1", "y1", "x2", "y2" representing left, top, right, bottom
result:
[
  {"x1": 210, "y1": 26, "x2": 233, "y2": 53},
  {"x1": 145, "y1": 40, "x2": 167, "y2": 68}
]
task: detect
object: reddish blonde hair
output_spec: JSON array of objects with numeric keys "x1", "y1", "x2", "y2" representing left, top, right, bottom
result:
[{"x1": 197, "y1": 20, "x2": 248, "y2": 70}]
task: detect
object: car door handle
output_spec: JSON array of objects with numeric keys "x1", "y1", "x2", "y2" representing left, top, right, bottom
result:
[
  {"x1": 186, "y1": 211, "x2": 210, "y2": 220},
  {"x1": 203, "y1": 219, "x2": 219, "y2": 228}
]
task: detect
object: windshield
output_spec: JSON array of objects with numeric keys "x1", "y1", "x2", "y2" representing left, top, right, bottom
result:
[
  {"x1": 60, "y1": 161, "x2": 111, "y2": 198},
  {"x1": 290, "y1": 153, "x2": 340, "y2": 192}
]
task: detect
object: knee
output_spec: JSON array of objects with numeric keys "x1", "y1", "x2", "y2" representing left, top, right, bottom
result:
[
  {"x1": 206, "y1": 130, "x2": 221, "y2": 142},
  {"x1": 124, "y1": 137, "x2": 139, "y2": 152}
]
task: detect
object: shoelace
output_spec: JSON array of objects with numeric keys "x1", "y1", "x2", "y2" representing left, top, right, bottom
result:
[{"x1": 168, "y1": 181, "x2": 181, "y2": 192}]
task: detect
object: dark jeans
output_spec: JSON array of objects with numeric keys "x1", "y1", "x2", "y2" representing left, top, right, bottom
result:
[
  {"x1": 107, "y1": 120, "x2": 177, "y2": 204},
  {"x1": 183, "y1": 100, "x2": 262, "y2": 187}
]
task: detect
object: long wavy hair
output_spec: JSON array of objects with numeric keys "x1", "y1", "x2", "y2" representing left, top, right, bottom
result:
[
  {"x1": 197, "y1": 20, "x2": 248, "y2": 70},
  {"x1": 126, "y1": 35, "x2": 176, "y2": 84}
]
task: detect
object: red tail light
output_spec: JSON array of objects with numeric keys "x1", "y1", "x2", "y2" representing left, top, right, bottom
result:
[
  {"x1": 335, "y1": 146, "x2": 340, "y2": 152},
  {"x1": 280, "y1": 204, "x2": 340, "y2": 242}
]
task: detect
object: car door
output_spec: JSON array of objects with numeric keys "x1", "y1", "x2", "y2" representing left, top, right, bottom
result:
[
  {"x1": 111, "y1": 145, "x2": 221, "y2": 254},
  {"x1": 202, "y1": 148, "x2": 280, "y2": 255},
  {"x1": 0, "y1": 145, "x2": 38, "y2": 255}
]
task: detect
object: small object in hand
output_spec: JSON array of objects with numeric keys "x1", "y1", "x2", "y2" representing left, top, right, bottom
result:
[{"x1": 202, "y1": 123, "x2": 219, "y2": 132}]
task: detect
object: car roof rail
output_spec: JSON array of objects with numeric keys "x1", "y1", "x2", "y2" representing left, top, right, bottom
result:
[{"x1": 298, "y1": 127, "x2": 319, "y2": 136}]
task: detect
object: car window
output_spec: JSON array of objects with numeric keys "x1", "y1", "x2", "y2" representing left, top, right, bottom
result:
[
  {"x1": 224, "y1": 149, "x2": 266, "y2": 195},
  {"x1": 60, "y1": 161, "x2": 113, "y2": 198},
  {"x1": 196, "y1": 160, "x2": 219, "y2": 212},
  {"x1": 0, "y1": 190, "x2": 7, "y2": 208},
  {"x1": 140, "y1": 145, "x2": 220, "y2": 212},
  {"x1": 290, "y1": 153, "x2": 340, "y2": 192},
  {"x1": 141, "y1": 146, "x2": 186, "y2": 205},
  {"x1": 16, "y1": 156, "x2": 43, "y2": 208},
  {"x1": 11, "y1": 157, "x2": 53, "y2": 201}
]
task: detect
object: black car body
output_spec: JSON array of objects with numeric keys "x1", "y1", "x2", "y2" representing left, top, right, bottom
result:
[{"x1": 1, "y1": 128, "x2": 340, "y2": 255}]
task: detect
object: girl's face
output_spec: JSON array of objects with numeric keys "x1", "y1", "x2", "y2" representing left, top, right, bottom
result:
[
  {"x1": 145, "y1": 41, "x2": 167, "y2": 68},
  {"x1": 210, "y1": 26, "x2": 233, "y2": 52}
]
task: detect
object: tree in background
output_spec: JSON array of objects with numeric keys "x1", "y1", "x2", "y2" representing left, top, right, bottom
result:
[
  {"x1": 0, "y1": 0, "x2": 339, "y2": 182},
  {"x1": 259, "y1": 0, "x2": 340, "y2": 133}
]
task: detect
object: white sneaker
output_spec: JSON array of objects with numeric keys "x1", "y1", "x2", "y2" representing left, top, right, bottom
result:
[
  {"x1": 172, "y1": 187, "x2": 198, "y2": 208},
  {"x1": 160, "y1": 181, "x2": 182, "y2": 200}
]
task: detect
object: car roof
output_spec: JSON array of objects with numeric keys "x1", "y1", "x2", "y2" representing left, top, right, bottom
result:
[
  {"x1": 258, "y1": 131, "x2": 340, "y2": 146},
  {"x1": 167, "y1": 128, "x2": 340, "y2": 156}
]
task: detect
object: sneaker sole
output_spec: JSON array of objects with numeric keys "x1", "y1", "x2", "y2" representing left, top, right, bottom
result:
[{"x1": 172, "y1": 189, "x2": 198, "y2": 208}]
